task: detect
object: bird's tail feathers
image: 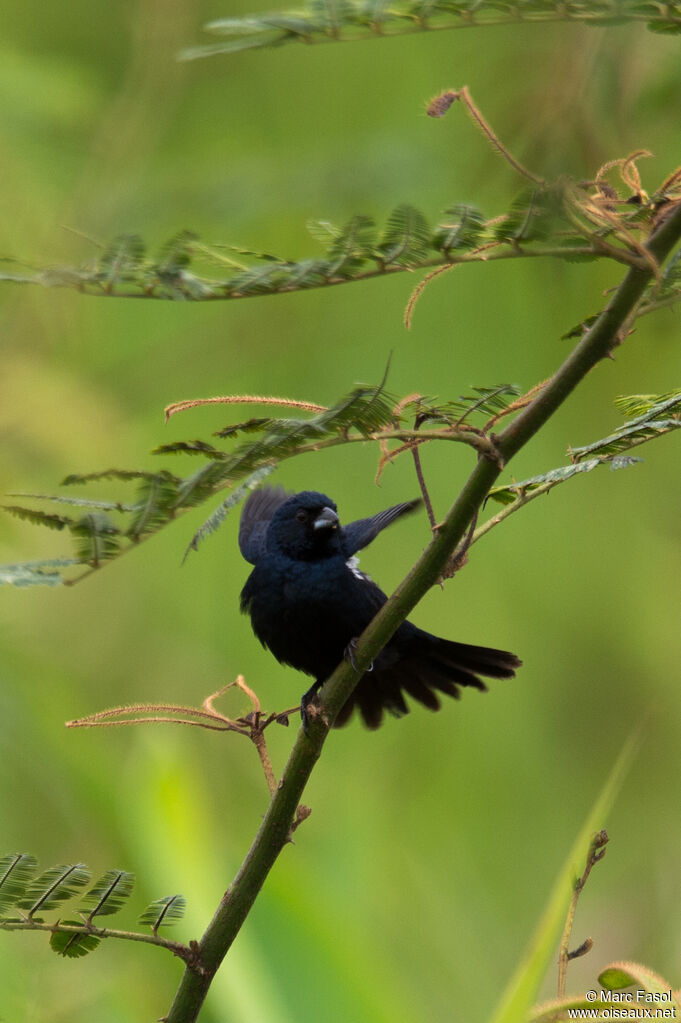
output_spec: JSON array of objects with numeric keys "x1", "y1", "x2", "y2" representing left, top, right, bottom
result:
[{"x1": 335, "y1": 638, "x2": 521, "y2": 730}]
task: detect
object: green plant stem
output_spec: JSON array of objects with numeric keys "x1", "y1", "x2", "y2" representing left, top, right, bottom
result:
[
  {"x1": 165, "y1": 202, "x2": 681, "y2": 1023},
  {"x1": 5, "y1": 244, "x2": 630, "y2": 302},
  {"x1": 0, "y1": 918, "x2": 191, "y2": 959}
]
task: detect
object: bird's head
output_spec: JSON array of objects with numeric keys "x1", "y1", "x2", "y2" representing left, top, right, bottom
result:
[{"x1": 266, "y1": 490, "x2": 342, "y2": 560}]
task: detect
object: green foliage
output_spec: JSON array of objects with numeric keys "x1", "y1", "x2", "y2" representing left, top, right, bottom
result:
[
  {"x1": 2, "y1": 505, "x2": 72, "y2": 531},
  {"x1": 50, "y1": 925, "x2": 102, "y2": 958},
  {"x1": 3, "y1": 176, "x2": 674, "y2": 303},
  {"x1": 409, "y1": 385, "x2": 521, "y2": 424},
  {"x1": 126, "y1": 472, "x2": 181, "y2": 540},
  {"x1": 138, "y1": 895, "x2": 186, "y2": 933},
  {"x1": 432, "y1": 204, "x2": 486, "y2": 256},
  {"x1": 376, "y1": 205, "x2": 430, "y2": 268},
  {"x1": 179, "y1": 0, "x2": 681, "y2": 59},
  {"x1": 18, "y1": 864, "x2": 91, "y2": 917},
  {"x1": 0, "y1": 854, "x2": 38, "y2": 914},
  {"x1": 69, "y1": 513, "x2": 122, "y2": 566},
  {"x1": 96, "y1": 234, "x2": 146, "y2": 293},
  {"x1": 0, "y1": 380, "x2": 521, "y2": 583},
  {"x1": 0, "y1": 559, "x2": 82, "y2": 587},
  {"x1": 570, "y1": 389, "x2": 681, "y2": 461},
  {"x1": 0, "y1": 856, "x2": 184, "y2": 961},
  {"x1": 487, "y1": 388, "x2": 681, "y2": 512},
  {"x1": 79, "y1": 869, "x2": 136, "y2": 920},
  {"x1": 487, "y1": 456, "x2": 642, "y2": 507},
  {"x1": 184, "y1": 465, "x2": 276, "y2": 560},
  {"x1": 493, "y1": 187, "x2": 562, "y2": 244},
  {"x1": 4, "y1": 382, "x2": 680, "y2": 585}
]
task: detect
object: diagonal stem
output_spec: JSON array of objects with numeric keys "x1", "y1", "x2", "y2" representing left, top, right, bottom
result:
[{"x1": 164, "y1": 200, "x2": 681, "y2": 1023}]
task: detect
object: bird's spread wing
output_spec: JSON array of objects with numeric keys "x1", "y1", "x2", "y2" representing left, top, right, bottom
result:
[
  {"x1": 342, "y1": 498, "x2": 421, "y2": 556},
  {"x1": 239, "y1": 485, "x2": 293, "y2": 563}
]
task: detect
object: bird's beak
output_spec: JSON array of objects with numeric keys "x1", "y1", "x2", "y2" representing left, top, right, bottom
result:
[{"x1": 313, "y1": 506, "x2": 339, "y2": 531}]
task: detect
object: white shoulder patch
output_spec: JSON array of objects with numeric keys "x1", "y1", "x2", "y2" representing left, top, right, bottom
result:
[{"x1": 346, "y1": 555, "x2": 370, "y2": 582}]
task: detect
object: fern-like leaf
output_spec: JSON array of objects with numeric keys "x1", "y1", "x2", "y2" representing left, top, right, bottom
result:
[
  {"x1": 488, "y1": 459, "x2": 609, "y2": 505},
  {"x1": 70, "y1": 513, "x2": 121, "y2": 566},
  {"x1": 5, "y1": 172, "x2": 672, "y2": 303},
  {"x1": 79, "y1": 869, "x2": 136, "y2": 920},
  {"x1": 378, "y1": 204, "x2": 430, "y2": 267},
  {"x1": 324, "y1": 215, "x2": 376, "y2": 277},
  {"x1": 7, "y1": 492, "x2": 137, "y2": 512},
  {"x1": 50, "y1": 924, "x2": 101, "y2": 958},
  {"x1": 127, "y1": 472, "x2": 181, "y2": 539},
  {"x1": 181, "y1": 0, "x2": 681, "y2": 61},
  {"x1": 213, "y1": 417, "x2": 273, "y2": 439},
  {"x1": 494, "y1": 187, "x2": 561, "y2": 244},
  {"x1": 154, "y1": 230, "x2": 197, "y2": 276},
  {"x1": 18, "y1": 864, "x2": 91, "y2": 917},
  {"x1": 62, "y1": 468, "x2": 180, "y2": 486},
  {"x1": 432, "y1": 204, "x2": 486, "y2": 255},
  {"x1": 570, "y1": 390, "x2": 681, "y2": 461},
  {"x1": 183, "y1": 464, "x2": 276, "y2": 560},
  {"x1": 139, "y1": 894, "x2": 186, "y2": 933},
  {"x1": 96, "y1": 234, "x2": 145, "y2": 292},
  {"x1": 2, "y1": 505, "x2": 72, "y2": 531},
  {"x1": 152, "y1": 440, "x2": 227, "y2": 458},
  {"x1": 404, "y1": 385, "x2": 521, "y2": 426},
  {"x1": 0, "y1": 558, "x2": 81, "y2": 587},
  {"x1": 612, "y1": 390, "x2": 681, "y2": 418},
  {"x1": 0, "y1": 854, "x2": 38, "y2": 914}
]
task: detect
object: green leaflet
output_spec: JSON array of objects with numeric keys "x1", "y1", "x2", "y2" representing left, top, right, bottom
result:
[
  {"x1": 488, "y1": 455, "x2": 643, "y2": 507},
  {"x1": 96, "y1": 234, "x2": 145, "y2": 292},
  {"x1": 378, "y1": 204, "x2": 430, "y2": 267},
  {"x1": 0, "y1": 854, "x2": 38, "y2": 913},
  {"x1": 432, "y1": 204, "x2": 486, "y2": 255},
  {"x1": 494, "y1": 186, "x2": 562, "y2": 244},
  {"x1": 50, "y1": 924, "x2": 101, "y2": 958},
  {"x1": 571, "y1": 389, "x2": 681, "y2": 460},
  {"x1": 7, "y1": 492, "x2": 138, "y2": 512},
  {"x1": 18, "y1": 864, "x2": 91, "y2": 917},
  {"x1": 79, "y1": 869, "x2": 136, "y2": 919},
  {"x1": 70, "y1": 513, "x2": 121, "y2": 566},
  {"x1": 2, "y1": 505, "x2": 72, "y2": 531},
  {"x1": 183, "y1": 465, "x2": 276, "y2": 561},
  {"x1": 62, "y1": 468, "x2": 181, "y2": 485},
  {"x1": 126, "y1": 474, "x2": 181, "y2": 540},
  {"x1": 0, "y1": 560, "x2": 81, "y2": 587},
  {"x1": 154, "y1": 230, "x2": 198, "y2": 275},
  {"x1": 403, "y1": 385, "x2": 521, "y2": 426},
  {"x1": 138, "y1": 894, "x2": 186, "y2": 932},
  {"x1": 324, "y1": 215, "x2": 376, "y2": 278},
  {"x1": 612, "y1": 389, "x2": 681, "y2": 419}
]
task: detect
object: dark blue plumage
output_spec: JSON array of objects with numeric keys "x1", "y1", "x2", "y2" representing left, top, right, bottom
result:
[{"x1": 239, "y1": 487, "x2": 521, "y2": 729}]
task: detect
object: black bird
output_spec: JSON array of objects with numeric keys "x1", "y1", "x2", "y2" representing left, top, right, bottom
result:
[{"x1": 239, "y1": 486, "x2": 521, "y2": 729}]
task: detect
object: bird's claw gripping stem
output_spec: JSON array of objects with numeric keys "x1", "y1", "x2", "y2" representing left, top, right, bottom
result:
[
  {"x1": 300, "y1": 683, "x2": 322, "y2": 735},
  {"x1": 344, "y1": 637, "x2": 373, "y2": 673}
]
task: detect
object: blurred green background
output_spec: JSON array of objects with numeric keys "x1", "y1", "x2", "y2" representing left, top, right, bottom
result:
[{"x1": 2, "y1": 2, "x2": 681, "y2": 1021}]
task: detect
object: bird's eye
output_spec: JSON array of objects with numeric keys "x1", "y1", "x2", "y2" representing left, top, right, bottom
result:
[{"x1": 295, "y1": 509, "x2": 307, "y2": 523}]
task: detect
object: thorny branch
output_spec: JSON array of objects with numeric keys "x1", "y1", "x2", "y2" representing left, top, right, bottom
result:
[{"x1": 0, "y1": 915, "x2": 198, "y2": 965}]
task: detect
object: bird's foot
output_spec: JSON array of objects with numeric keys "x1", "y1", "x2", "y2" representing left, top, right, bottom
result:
[
  {"x1": 344, "y1": 637, "x2": 373, "y2": 673},
  {"x1": 300, "y1": 684, "x2": 322, "y2": 736}
]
